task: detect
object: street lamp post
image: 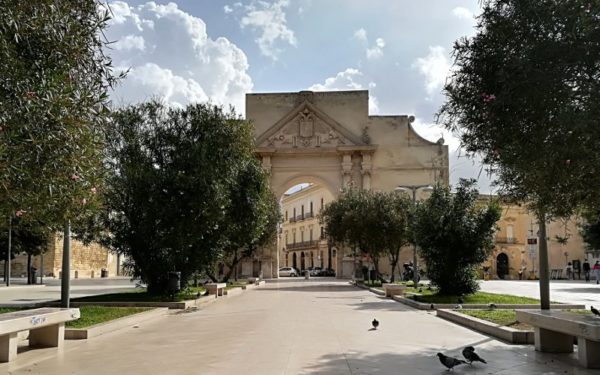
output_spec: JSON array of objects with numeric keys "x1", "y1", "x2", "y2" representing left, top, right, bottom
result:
[{"x1": 395, "y1": 184, "x2": 434, "y2": 285}]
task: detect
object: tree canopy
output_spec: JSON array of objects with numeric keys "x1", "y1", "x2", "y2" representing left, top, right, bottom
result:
[
  {"x1": 103, "y1": 101, "x2": 272, "y2": 293},
  {"x1": 438, "y1": 0, "x2": 600, "y2": 306},
  {"x1": 0, "y1": 1, "x2": 121, "y2": 229},
  {"x1": 413, "y1": 180, "x2": 500, "y2": 295},
  {"x1": 320, "y1": 188, "x2": 412, "y2": 281}
]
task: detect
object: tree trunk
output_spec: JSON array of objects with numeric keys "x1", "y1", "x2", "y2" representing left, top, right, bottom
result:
[
  {"x1": 26, "y1": 254, "x2": 32, "y2": 285},
  {"x1": 388, "y1": 248, "x2": 400, "y2": 283},
  {"x1": 222, "y1": 251, "x2": 240, "y2": 282},
  {"x1": 537, "y1": 211, "x2": 550, "y2": 310}
]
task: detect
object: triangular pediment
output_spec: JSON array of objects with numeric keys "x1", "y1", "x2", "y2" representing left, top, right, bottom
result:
[{"x1": 256, "y1": 101, "x2": 365, "y2": 149}]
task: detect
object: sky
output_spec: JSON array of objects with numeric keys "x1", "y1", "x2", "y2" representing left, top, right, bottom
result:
[{"x1": 104, "y1": 0, "x2": 495, "y2": 192}]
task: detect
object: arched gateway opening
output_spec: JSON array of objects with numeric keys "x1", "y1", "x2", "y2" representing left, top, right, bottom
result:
[{"x1": 238, "y1": 90, "x2": 449, "y2": 279}]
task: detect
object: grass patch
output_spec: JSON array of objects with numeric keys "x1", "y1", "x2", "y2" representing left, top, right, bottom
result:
[
  {"x1": 66, "y1": 306, "x2": 153, "y2": 329},
  {"x1": 413, "y1": 291, "x2": 540, "y2": 305},
  {"x1": 0, "y1": 307, "x2": 21, "y2": 314},
  {"x1": 565, "y1": 309, "x2": 592, "y2": 315},
  {"x1": 461, "y1": 309, "x2": 518, "y2": 326},
  {"x1": 72, "y1": 286, "x2": 206, "y2": 303}
]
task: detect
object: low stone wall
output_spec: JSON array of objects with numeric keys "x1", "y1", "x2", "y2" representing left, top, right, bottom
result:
[
  {"x1": 436, "y1": 309, "x2": 534, "y2": 344},
  {"x1": 393, "y1": 296, "x2": 585, "y2": 311},
  {"x1": 65, "y1": 308, "x2": 168, "y2": 340}
]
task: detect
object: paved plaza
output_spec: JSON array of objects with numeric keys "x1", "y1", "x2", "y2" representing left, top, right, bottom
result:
[
  {"x1": 1, "y1": 279, "x2": 597, "y2": 374},
  {"x1": 480, "y1": 279, "x2": 600, "y2": 308},
  {"x1": 0, "y1": 278, "x2": 138, "y2": 306}
]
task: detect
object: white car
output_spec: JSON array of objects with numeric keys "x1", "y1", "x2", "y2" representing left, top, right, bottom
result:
[{"x1": 279, "y1": 267, "x2": 298, "y2": 277}]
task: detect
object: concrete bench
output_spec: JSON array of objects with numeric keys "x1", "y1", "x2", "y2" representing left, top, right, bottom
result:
[
  {"x1": 0, "y1": 307, "x2": 80, "y2": 362},
  {"x1": 382, "y1": 284, "x2": 407, "y2": 298},
  {"x1": 516, "y1": 309, "x2": 600, "y2": 369},
  {"x1": 247, "y1": 277, "x2": 260, "y2": 285},
  {"x1": 206, "y1": 283, "x2": 226, "y2": 297}
]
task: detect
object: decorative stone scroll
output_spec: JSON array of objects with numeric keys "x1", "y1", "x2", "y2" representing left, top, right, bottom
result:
[{"x1": 264, "y1": 108, "x2": 347, "y2": 149}]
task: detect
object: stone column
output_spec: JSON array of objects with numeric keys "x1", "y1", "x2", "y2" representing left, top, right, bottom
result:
[
  {"x1": 361, "y1": 152, "x2": 373, "y2": 190},
  {"x1": 341, "y1": 153, "x2": 353, "y2": 187}
]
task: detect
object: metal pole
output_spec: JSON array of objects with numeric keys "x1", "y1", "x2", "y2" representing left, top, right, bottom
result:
[
  {"x1": 538, "y1": 214, "x2": 550, "y2": 310},
  {"x1": 61, "y1": 220, "x2": 71, "y2": 308},
  {"x1": 412, "y1": 188, "x2": 419, "y2": 286},
  {"x1": 6, "y1": 217, "x2": 11, "y2": 287},
  {"x1": 40, "y1": 252, "x2": 44, "y2": 285}
]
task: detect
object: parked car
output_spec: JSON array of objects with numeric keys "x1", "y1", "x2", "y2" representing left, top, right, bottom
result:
[
  {"x1": 322, "y1": 268, "x2": 336, "y2": 277},
  {"x1": 279, "y1": 267, "x2": 298, "y2": 277},
  {"x1": 311, "y1": 267, "x2": 323, "y2": 276}
]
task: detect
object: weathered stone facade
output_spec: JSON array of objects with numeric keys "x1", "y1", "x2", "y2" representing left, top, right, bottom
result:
[
  {"x1": 246, "y1": 90, "x2": 449, "y2": 278},
  {"x1": 5, "y1": 234, "x2": 121, "y2": 279}
]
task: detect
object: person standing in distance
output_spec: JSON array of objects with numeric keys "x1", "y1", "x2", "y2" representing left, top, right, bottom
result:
[
  {"x1": 593, "y1": 261, "x2": 600, "y2": 285},
  {"x1": 583, "y1": 259, "x2": 591, "y2": 282}
]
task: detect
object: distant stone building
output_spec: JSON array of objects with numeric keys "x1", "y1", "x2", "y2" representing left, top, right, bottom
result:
[
  {"x1": 247, "y1": 89, "x2": 449, "y2": 278},
  {"x1": 4, "y1": 234, "x2": 123, "y2": 280},
  {"x1": 279, "y1": 184, "x2": 336, "y2": 274},
  {"x1": 485, "y1": 200, "x2": 593, "y2": 280}
]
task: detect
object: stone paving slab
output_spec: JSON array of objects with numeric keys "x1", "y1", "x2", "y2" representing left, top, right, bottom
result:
[{"x1": 0, "y1": 279, "x2": 596, "y2": 374}]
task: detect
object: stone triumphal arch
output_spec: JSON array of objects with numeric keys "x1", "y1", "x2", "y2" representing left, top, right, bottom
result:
[{"x1": 239, "y1": 90, "x2": 449, "y2": 279}]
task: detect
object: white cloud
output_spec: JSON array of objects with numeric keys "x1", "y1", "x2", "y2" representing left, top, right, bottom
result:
[
  {"x1": 413, "y1": 46, "x2": 451, "y2": 98},
  {"x1": 452, "y1": 6, "x2": 474, "y2": 20},
  {"x1": 106, "y1": 1, "x2": 253, "y2": 113},
  {"x1": 353, "y1": 28, "x2": 367, "y2": 42},
  {"x1": 113, "y1": 34, "x2": 145, "y2": 51},
  {"x1": 224, "y1": 5, "x2": 233, "y2": 14},
  {"x1": 366, "y1": 37, "x2": 385, "y2": 60},
  {"x1": 240, "y1": 0, "x2": 297, "y2": 60},
  {"x1": 308, "y1": 68, "x2": 379, "y2": 113}
]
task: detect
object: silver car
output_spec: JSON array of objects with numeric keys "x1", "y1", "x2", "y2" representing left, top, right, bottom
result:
[{"x1": 278, "y1": 267, "x2": 298, "y2": 277}]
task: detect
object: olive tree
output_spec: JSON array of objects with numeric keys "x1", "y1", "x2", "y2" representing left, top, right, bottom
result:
[{"x1": 439, "y1": 0, "x2": 600, "y2": 307}]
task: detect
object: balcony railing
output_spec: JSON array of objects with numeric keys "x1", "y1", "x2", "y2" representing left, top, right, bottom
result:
[
  {"x1": 495, "y1": 237, "x2": 516, "y2": 244},
  {"x1": 286, "y1": 240, "x2": 319, "y2": 250},
  {"x1": 295, "y1": 214, "x2": 304, "y2": 221},
  {"x1": 305, "y1": 211, "x2": 314, "y2": 219}
]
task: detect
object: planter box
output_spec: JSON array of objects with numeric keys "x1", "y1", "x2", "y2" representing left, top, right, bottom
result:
[
  {"x1": 54, "y1": 297, "x2": 216, "y2": 310},
  {"x1": 393, "y1": 296, "x2": 585, "y2": 311},
  {"x1": 223, "y1": 287, "x2": 243, "y2": 296},
  {"x1": 65, "y1": 308, "x2": 168, "y2": 340},
  {"x1": 437, "y1": 309, "x2": 534, "y2": 344}
]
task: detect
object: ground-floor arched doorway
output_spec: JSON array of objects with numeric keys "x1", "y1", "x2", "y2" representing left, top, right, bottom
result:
[
  {"x1": 300, "y1": 252, "x2": 305, "y2": 271},
  {"x1": 292, "y1": 253, "x2": 297, "y2": 270},
  {"x1": 496, "y1": 253, "x2": 509, "y2": 279}
]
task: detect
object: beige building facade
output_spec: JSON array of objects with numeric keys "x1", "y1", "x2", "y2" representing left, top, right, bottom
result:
[
  {"x1": 245, "y1": 90, "x2": 448, "y2": 278},
  {"x1": 487, "y1": 202, "x2": 593, "y2": 280},
  {"x1": 4, "y1": 235, "x2": 122, "y2": 280},
  {"x1": 279, "y1": 184, "x2": 335, "y2": 274}
]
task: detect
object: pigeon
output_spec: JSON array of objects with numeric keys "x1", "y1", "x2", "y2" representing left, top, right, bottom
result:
[
  {"x1": 488, "y1": 303, "x2": 497, "y2": 309},
  {"x1": 592, "y1": 306, "x2": 600, "y2": 317},
  {"x1": 462, "y1": 346, "x2": 487, "y2": 365},
  {"x1": 372, "y1": 318, "x2": 379, "y2": 329},
  {"x1": 437, "y1": 353, "x2": 466, "y2": 371},
  {"x1": 418, "y1": 288, "x2": 423, "y2": 293},
  {"x1": 457, "y1": 297, "x2": 464, "y2": 304},
  {"x1": 430, "y1": 303, "x2": 435, "y2": 310},
  {"x1": 455, "y1": 304, "x2": 463, "y2": 310}
]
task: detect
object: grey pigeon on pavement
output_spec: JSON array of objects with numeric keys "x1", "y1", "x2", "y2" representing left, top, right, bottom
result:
[
  {"x1": 372, "y1": 318, "x2": 379, "y2": 329},
  {"x1": 437, "y1": 353, "x2": 466, "y2": 371},
  {"x1": 462, "y1": 346, "x2": 487, "y2": 365},
  {"x1": 488, "y1": 303, "x2": 497, "y2": 309},
  {"x1": 430, "y1": 303, "x2": 435, "y2": 310},
  {"x1": 592, "y1": 306, "x2": 600, "y2": 317}
]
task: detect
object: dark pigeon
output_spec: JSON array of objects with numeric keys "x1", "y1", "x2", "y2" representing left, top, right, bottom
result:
[
  {"x1": 462, "y1": 346, "x2": 487, "y2": 365},
  {"x1": 488, "y1": 303, "x2": 497, "y2": 309},
  {"x1": 372, "y1": 318, "x2": 379, "y2": 329},
  {"x1": 592, "y1": 306, "x2": 600, "y2": 317},
  {"x1": 437, "y1": 353, "x2": 466, "y2": 371},
  {"x1": 430, "y1": 303, "x2": 435, "y2": 310}
]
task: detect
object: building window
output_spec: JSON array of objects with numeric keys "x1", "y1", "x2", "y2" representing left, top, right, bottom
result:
[
  {"x1": 321, "y1": 198, "x2": 324, "y2": 210},
  {"x1": 293, "y1": 232, "x2": 296, "y2": 244},
  {"x1": 320, "y1": 226, "x2": 324, "y2": 238},
  {"x1": 301, "y1": 205, "x2": 304, "y2": 218},
  {"x1": 285, "y1": 211, "x2": 288, "y2": 221},
  {"x1": 293, "y1": 207, "x2": 296, "y2": 218},
  {"x1": 309, "y1": 229, "x2": 313, "y2": 242},
  {"x1": 507, "y1": 225, "x2": 514, "y2": 242},
  {"x1": 301, "y1": 231, "x2": 304, "y2": 242},
  {"x1": 285, "y1": 233, "x2": 288, "y2": 245},
  {"x1": 310, "y1": 201, "x2": 313, "y2": 215}
]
